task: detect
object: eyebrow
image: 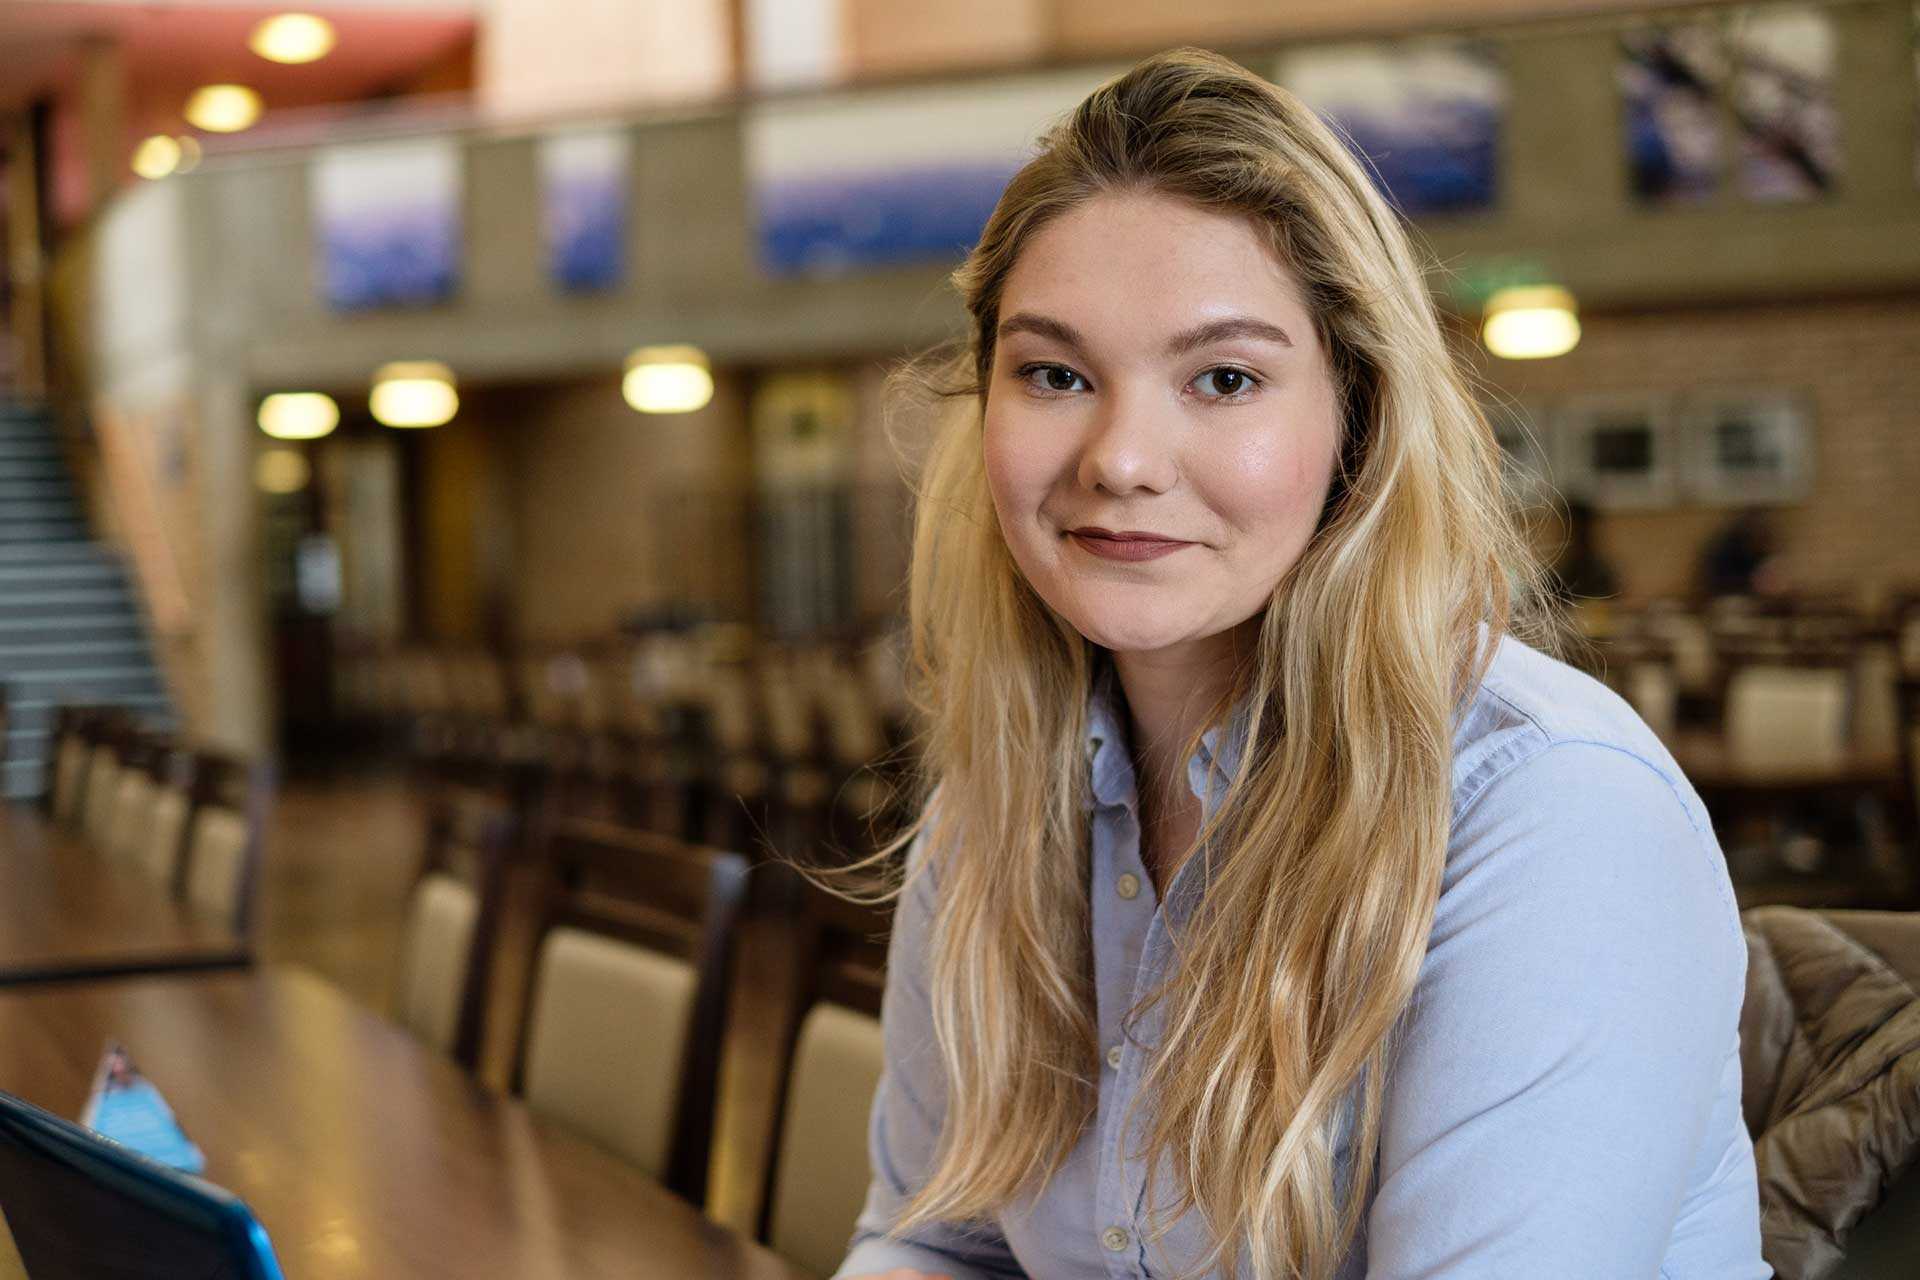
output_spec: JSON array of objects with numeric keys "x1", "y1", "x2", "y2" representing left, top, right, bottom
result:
[{"x1": 996, "y1": 311, "x2": 1295, "y2": 357}]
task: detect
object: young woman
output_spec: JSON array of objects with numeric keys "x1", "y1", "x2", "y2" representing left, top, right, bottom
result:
[{"x1": 836, "y1": 49, "x2": 1767, "y2": 1280}]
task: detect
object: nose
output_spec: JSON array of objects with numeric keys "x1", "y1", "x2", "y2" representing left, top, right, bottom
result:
[{"x1": 1075, "y1": 389, "x2": 1177, "y2": 496}]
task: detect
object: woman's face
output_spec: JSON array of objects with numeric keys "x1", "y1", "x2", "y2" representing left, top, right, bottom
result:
[{"x1": 983, "y1": 191, "x2": 1343, "y2": 660}]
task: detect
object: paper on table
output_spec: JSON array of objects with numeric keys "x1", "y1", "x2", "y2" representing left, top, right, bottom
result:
[{"x1": 79, "y1": 1041, "x2": 206, "y2": 1175}]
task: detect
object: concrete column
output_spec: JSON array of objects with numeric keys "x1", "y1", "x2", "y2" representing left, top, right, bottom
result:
[
  {"x1": 78, "y1": 38, "x2": 127, "y2": 216},
  {"x1": 1832, "y1": 0, "x2": 1914, "y2": 205},
  {"x1": 4, "y1": 112, "x2": 48, "y2": 396}
]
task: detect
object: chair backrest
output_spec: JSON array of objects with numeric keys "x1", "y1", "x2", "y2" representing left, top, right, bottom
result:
[
  {"x1": 1725, "y1": 664, "x2": 1851, "y2": 771},
  {"x1": 46, "y1": 705, "x2": 104, "y2": 822},
  {"x1": 512, "y1": 818, "x2": 748, "y2": 1204},
  {"x1": 80, "y1": 744, "x2": 124, "y2": 850},
  {"x1": 134, "y1": 754, "x2": 196, "y2": 890},
  {"x1": 760, "y1": 884, "x2": 890, "y2": 1267},
  {"x1": 50, "y1": 727, "x2": 91, "y2": 825},
  {"x1": 1624, "y1": 659, "x2": 1679, "y2": 743},
  {"x1": 175, "y1": 752, "x2": 275, "y2": 937},
  {"x1": 1849, "y1": 643, "x2": 1901, "y2": 759},
  {"x1": 1895, "y1": 679, "x2": 1920, "y2": 854},
  {"x1": 101, "y1": 737, "x2": 167, "y2": 869},
  {"x1": 392, "y1": 790, "x2": 515, "y2": 1070}
]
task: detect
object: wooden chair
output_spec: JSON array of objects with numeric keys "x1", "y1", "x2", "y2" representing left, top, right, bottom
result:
[
  {"x1": 510, "y1": 817, "x2": 749, "y2": 1205},
  {"x1": 75, "y1": 712, "x2": 148, "y2": 850},
  {"x1": 391, "y1": 789, "x2": 517, "y2": 1071},
  {"x1": 758, "y1": 882, "x2": 891, "y2": 1274},
  {"x1": 176, "y1": 750, "x2": 276, "y2": 939},
  {"x1": 101, "y1": 733, "x2": 170, "y2": 869},
  {"x1": 1895, "y1": 679, "x2": 1920, "y2": 867},
  {"x1": 1724, "y1": 663, "x2": 1852, "y2": 772},
  {"x1": 45, "y1": 705, "x2": 96, "y2": 823}
]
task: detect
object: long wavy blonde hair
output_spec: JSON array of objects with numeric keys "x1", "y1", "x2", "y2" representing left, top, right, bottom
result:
[{"x1": 868, "y1": 47, "x2": 1556, "y2": 1280}]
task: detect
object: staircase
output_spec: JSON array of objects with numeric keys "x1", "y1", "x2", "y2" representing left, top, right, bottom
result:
[{"x1": 0, "y1": 402, "x2": 173, "y2": 799}]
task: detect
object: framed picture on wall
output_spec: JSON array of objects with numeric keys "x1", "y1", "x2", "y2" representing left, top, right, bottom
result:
[
  {"x1": 1679, "y1": 390, "x2": 1812, "y2": 504},
  {"x1": 1552, "y1": 394, "x2": 1679, "y2": 508}
]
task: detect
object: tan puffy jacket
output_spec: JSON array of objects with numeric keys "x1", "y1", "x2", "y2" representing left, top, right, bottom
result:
[{"x1": 1741, "y1": 907, "x2": 1920, "y2": 1280}]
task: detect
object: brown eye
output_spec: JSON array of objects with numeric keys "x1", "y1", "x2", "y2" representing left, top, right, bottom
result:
[
  {"x1": 1019, "y1": 363, "x2": 1088, "y2": 393},
  {"x1": 1193, "y1": 367, "x2": 1257, "y2": 398}
]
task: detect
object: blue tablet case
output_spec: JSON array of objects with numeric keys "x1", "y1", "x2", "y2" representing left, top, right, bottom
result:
[{"x1": 0, "y1": 1086, "x2": 283, "y2": 1279}]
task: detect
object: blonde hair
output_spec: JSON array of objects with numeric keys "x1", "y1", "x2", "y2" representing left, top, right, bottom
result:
[{"x1": 869, "y1": 47, "x2": 1557, "y2": 1279}]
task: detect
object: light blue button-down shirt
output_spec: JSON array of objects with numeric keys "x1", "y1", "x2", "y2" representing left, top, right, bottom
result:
[{"x1": 837, "y1": 634, "x2": 1770, "y2": 1279}]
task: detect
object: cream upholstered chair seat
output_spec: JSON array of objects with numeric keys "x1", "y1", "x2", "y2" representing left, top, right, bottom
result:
[
  {"x1": 393, "y1": 872, "x2": 480, "y2": 1057},
  {"x1": 766, "y1": 1003, "x2": 886, "y2": 1276},
  {"x1": 183, "y1": 806, "x2": 251, "y2": 927},
  {"x1": 521, "y1": 926, "x2": 698, "y2": 1178},
  {"x1": 51, "y1": 734, "x2": 90, "y2": 827},
  {"x1": 1725, "y1": 666, "x2": 1850, "y2": 772},
  {"x1": 80, "y1": 746, "x2": 122, "y2": 848},
  {"x1": 137, "y1": 788, "x2": 193, "y2": 887},
  {"x1": 515, "y1": 819, "x2": 750, "y2": 1203},
  {"x1": 103, "y1": 771, "x2": 157, "y2": 867}
]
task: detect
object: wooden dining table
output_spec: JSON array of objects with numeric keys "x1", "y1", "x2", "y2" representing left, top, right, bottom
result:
[
  {"x1": 0, "y1": 803, "x2": 250, "y2": 984},
  {"x1": 0, "y1": 965, "x2": 814, "y2": 1279}
]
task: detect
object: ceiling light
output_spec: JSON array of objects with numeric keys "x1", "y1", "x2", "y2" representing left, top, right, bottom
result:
[
  {"x1": 370, "y1": 361, "x2": 458, "y2": 428},
  {"x1": 131, "y1": 135, "x2": 182, "y2": 180},
  {"x1": 256, "y1": 448, "x2": 311, "y2": 495},
  {"x1": 250, "y1": 13, "x2": 336, "y2": 65},
  {"x1": 1482, "y1": 285, "x2": 1580, "y2": 360},
  {"x1": 258, "y1": 392, "x2": 339, "y2": 440},
  {"x1": 185, "y1": 84, "x2": 264, "y2": 134},
  {"x1": 622, "y1": 344, "x2": 714, "y2": 414}
]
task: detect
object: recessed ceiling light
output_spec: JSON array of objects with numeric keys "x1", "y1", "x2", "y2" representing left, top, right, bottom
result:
[
  {"x1": 370, "y1": 362, "x2": 459, "y2": 428},
  {"x1": 250, "y1": 13, "x2": 337, "y2": 65},
  {"x1": 622, "y1": 344, "x2": 715, "y2": 414},
  {"x1": 258, "y1": 393, "x2": 340, "y2": 441},
  {"x1": 185, "y1": 84, "x2": 264, "y2": 134},
  {"x1": 131, "y1": 135, "x2": 182, "y2": 180},
  {"x1": 1482, "y1": 285, "x2": 1581, "y2": 360}
]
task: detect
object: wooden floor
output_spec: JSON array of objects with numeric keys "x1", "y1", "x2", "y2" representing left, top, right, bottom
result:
[{"x1": 251, "y1": 768, "x2": 802, "y2": 1235}]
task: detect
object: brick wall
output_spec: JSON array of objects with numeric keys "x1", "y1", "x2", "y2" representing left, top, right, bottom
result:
[{"x1": 1472, "y1": 295, "x2": 1920, "y2": 603}]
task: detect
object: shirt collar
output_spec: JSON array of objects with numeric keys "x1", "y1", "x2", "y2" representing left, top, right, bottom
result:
[{"x1": 1083, "y1": 662, "x2": 1252, "y2": 820}]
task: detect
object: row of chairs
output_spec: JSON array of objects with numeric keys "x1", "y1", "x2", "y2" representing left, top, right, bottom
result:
[
  {"x1": 1590, "y1": 594, "x2": 1920, "y2": 744},
  {"x1": 338, "y1": 630, "x2": 917, "y2": 872},
  {"x1": 388, "y1": 785, "x2": 1920, "y2": 1280},
  {"x1": 43, "y1": 706, "x2": 273, "y2": 939},
  {"x1": 389, "y1": 789, "x2": 889, "y2": 1277}
]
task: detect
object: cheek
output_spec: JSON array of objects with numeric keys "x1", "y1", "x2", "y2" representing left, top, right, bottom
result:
[
  {"x1": 1212, "y1": 414, "x2": 1341, "y2": 543},
  {"x1": 981, "y1": 404, "x2": 1058, "y2": 520}
]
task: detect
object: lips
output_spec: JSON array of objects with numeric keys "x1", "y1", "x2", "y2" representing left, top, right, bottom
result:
[{"x1": 1065, "y1": 526, "x2": 1195, "y2": 562}]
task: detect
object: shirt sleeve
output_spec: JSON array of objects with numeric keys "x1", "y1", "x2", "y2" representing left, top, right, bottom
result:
[
  {"x1": 832, "y1": 828, "x2": 1030, "y2": 1280},
  {"x1": 1364, "y1": 740, "x2": 1755, "y2": 1278}
]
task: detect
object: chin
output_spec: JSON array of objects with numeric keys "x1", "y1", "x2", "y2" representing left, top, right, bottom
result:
[{"x1": 1051, "y1": 598, "x2": 1204, "y2": 655}]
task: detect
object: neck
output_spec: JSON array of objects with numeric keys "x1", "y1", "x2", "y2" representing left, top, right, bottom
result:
[{"x1": 1110, "y1": 623, "x2": 1253, "y2": 887}]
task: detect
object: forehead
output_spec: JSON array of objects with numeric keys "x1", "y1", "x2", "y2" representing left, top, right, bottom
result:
[{"x1": 997, "y1": 190, "x2": 1315, "y2": 343}]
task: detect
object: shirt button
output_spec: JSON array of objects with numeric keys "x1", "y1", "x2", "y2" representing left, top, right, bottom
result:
[
  {"x1": 1116, "y1": 872, "x2": 1140, "y2": 900},
  {"x1": 1106, "y1": 1044, "x2": 1123, "y2": 1069},
  {"x1": 1101, "y1": 1225, "x2": 1130, "y2": 1252}
]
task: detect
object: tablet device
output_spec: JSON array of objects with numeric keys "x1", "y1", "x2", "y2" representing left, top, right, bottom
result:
[{"x1": 0, "y1": 1088, "x2": 283, "y2": 1279}]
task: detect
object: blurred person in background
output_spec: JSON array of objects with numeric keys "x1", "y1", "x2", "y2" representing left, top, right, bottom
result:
[
  {"x1": 1698, "y1": 507, "x2": 1784, "y2": 599},
  {"x1": 833, "y1": 50, "x2": 1765, "y2": 1280}
]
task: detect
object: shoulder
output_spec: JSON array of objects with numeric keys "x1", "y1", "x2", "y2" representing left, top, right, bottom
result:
[
  {"x1": 1451, "y1": 631, "x2": 1700, "y2": 825},
  {"x1": 1439, "y1": 633, "x2": 1743, "y2": 981}
]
